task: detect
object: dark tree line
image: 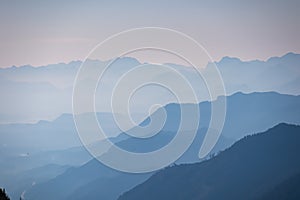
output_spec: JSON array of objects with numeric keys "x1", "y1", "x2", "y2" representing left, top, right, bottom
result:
[{"x1": 0, "y1": 188, "x2": 10, "y2": 200}]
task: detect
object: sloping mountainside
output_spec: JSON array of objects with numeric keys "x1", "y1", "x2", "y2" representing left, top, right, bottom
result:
[
  {"x1": 5, "y1": 164, "x2": 69, "y2": 200},
  {"x1": 23, "y1": 92, "x2": 300, "y2": 200},
  {"x1": 257, "y1": 172, "x2": 300, "y2": 200},
  {"x1": 25, "y1": 159, "x2": 152, "y2": 200},
  {"x1": 0, "y1": 112, "x2": 123, "y2": 152},
  {"x1": 148, "y1": 92, "x2": 300, "y2": 140},
  {"x1": 119, "y1": 123, "x2": 300, "y2": 200},
  {"x1": 23, "y1": 128, "x2": 230, "y2": 200}
]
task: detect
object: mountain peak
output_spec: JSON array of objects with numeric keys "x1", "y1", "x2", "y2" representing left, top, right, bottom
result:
[
  {"x1": 218, "y1": 56, "x2": 242, "y2": 64},
  {"x1": 113, "y1": 56, "x2": 141, "y2": 66},
  {"x1": 267, "y1": 52, "x2": 300, "y2": 62}
]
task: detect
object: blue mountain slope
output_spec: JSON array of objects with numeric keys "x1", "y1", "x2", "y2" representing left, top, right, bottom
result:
[
  {"x1": 25, "y1": 158, "x2": 151, "y2": 200},
  {"x1": 0, "y1": 112, "x2": 124, "y2": 153},
  {"x1": 118, "y1": 123, "x2": 300, "y2": 200},
  {"x1": 138, "y1": 91, "x2": 300, "y2": 140},
  {"x1": 257, "y1": 172, "x2": 300, "y2": 200},
  {"x1": 6, "y1": 164, "x2": 70, "y2": 200},
  {"x1": 1, "y1": 53, "x2": 300, "y2": 124},
  {"x1": 24, "y1": 92, "x2": 300, "y2": 200}
]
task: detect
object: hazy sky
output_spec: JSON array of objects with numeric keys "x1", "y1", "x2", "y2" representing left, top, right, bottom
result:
[{"x1": 0, "y1": 0, "x2": 299, "y2": 67}]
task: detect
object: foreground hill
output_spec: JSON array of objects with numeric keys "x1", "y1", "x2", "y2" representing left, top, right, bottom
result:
[
  {"x1": 258, "y1": 172, "x2": 300, "y2": 200},
  {"x1": 119, "y1": 123, "x2": 300, "y2": 200}
]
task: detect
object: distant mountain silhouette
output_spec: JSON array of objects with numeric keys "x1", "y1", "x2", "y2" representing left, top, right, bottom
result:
[
  {"x1": 0, "y1": 112, "x2": 125, "y2": 152},
  {"x1": 2, "y1": 91, "x2": 298, "y2": 174},
  {"x1": 119, "y1": 123, "x2": 300, "y2": 200},
  {"x1": 146, "y1": 92, "x2": 300, "y2": 141},
  {"x1": 134, "y1": 91, "x2": 300, "y2": 142},
  {"x1": 1, "y1": 53, "x2": 300, "y2": 123}
]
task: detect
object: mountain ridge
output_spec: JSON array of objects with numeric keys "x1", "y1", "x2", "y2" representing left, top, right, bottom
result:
[
  {"x1": 118, "y1": 123, "x2": 300, "y2": 200},
  {"x1": 1, "y1": 52, "x2": 298, "y2": 70}
]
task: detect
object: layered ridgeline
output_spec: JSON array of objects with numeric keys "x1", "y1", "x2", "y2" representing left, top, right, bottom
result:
[
  {"x1": 0, "y1": 53, "x2": 299, "y2": 124},
  {"x1": 1, "y1": 92, "x2": 299, "y2": 157},
  {"x1": 21, "y1": 92, "x2": 300, "y2": 200},
  {"x1": 119, "y1": 123, "x2": 300, "y2": 200}
]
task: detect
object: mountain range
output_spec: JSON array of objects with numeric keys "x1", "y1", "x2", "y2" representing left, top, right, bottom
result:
[
  {"x1": 0, "y1": 52, "x2": 299, "y2": 123},
  {"x1": 13, "y1": 91, "x2": 300, "y2": 200},
  {"x1": 119, "y1": 123, "x2": 300, "y2": 200}
]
